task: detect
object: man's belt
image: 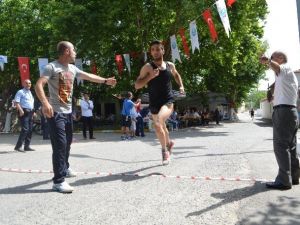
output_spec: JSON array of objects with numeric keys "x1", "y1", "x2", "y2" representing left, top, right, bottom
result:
[{"x1": 273, "y1": 104, "x2": 296, "y2": 109}]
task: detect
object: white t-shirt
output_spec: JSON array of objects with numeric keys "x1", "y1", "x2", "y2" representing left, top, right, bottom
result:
[
  {"x1": 273, "y1": 64, "x2": 298, "y2": 106},
  {"x1": 80, "y1": 99, "x2": 94, "y2": 117}
]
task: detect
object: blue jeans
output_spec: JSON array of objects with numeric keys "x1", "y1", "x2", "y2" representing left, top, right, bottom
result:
[
  {"x1": 135, "y1": 116, "x2": 145, "y2": 136},
  {"x1": 15, "y1": 110, "x2": 33, "y2": 149},
  {"x1": 48, "y1": 112, "x2": 73, "y2": 184}
]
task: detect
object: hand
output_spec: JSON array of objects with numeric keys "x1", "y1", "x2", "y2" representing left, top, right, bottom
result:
[
  {"x1": 149, "y1": 68, "x2": 159, "y2": 80},
  {"x1": 179, "y1": 86, "x2": 185, "y2": 94},
  {"x1": 42, "y1": 102, "x2": 54, "y2": 118},
  {"x1": 19, "y1": 110, "x2": 24, "y2": 117},
  {"x1": 259, "y1": 56, "x2": 269, "y2": 65},
  {"x1": 105, "y1": 77, "x2": 117, "y2": 86}
]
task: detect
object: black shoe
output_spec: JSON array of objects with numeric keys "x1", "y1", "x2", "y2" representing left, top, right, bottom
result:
[
  {"x1": 292, "y1": 179, "x2": 299, "y2": 185},
  {"x1": 90, "y1": 137, "x2": 96, "y2": 139},
  {"x1": 24, "y1": 147, "x2": 35, "y2": 151},
  {"x1": 14, "y1": 147, "x2": 25, "y2": 153},
  {"x1": 266, "y1": 182, "x2": 291, "y2": 190}
]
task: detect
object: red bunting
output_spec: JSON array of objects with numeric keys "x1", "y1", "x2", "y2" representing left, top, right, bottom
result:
[
  {"x1": 115, "y1": 55, "x2": 123, "y2": 75},
  {"x1": 91, "y1": 61, "x2": 97, "y2": 74},
  {"x1": 202, "y1": 9, "x2": 218, "y2": 43},
  {"x1": 17, "y1": 57, "x2": 30, "y2": 83},
  {"x1": 179, "y1": 28, "x2": 190, "y2": 58},
  {"x1": 227, "y1": 0, "x2": 236, "y2": 7}
]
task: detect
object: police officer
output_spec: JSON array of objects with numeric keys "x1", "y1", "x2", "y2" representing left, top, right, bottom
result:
[{"x1": 14, "y1": 79, "x2": 35, "y2": 152}]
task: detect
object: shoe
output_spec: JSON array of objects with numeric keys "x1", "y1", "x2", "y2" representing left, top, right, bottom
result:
[
  {"x1": 14, "y1": 147, "x2": 25, "y2": 153},
  {"x1": 90, "y1": 137, "x2": 96, "y2": 139},
  {"x1": 266, "y1": 182, "x2": 291, "y2": 190},
  {"x1": 121, "y1": 136, "x2": 126, "y2": 140},
  {"x1": 65, "y1": 168, "x2": 77, "y2": 178},
  {"x1": 24, "y1": 147, "x2": 35, "y2": 151},
  {"x1": 162, "y1": 150, "x2": 170, "y2": 166},
  {"x1": 52, "y1": 181, "x2": 74, "y2": 193},
  {"x1": 292, "y1": 179, "x2": 299, "y2": 185},
  {"x1": 167, "y1": 141, "x2": 174, "y2": 155}
]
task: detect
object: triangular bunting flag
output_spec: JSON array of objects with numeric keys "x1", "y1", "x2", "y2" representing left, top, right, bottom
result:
[
  {"x1": 203, "y1": 9, "x2": 218, "y2": 43},
  {"x1": 75, "y1": 58, "x2": 84, "y2": 85},
  {"x1": 38, "y1": 58, "x2": 48, "y2": 76},
  {"x1": 189, "y1": 21, "x2": 200, "y2": 53},
  {"x1": 179, "y1": 28, "x2": 190, "y2": 57},
  {"x1": 227, "y1": 0, "x2": 236, "y2": 7},
  {"x1": 170, "y1": 35, "x2": 181, "y2": 63},
  {"x1": 18, "y1": 57, "x2": 30, "y2": 83},
  {"x1": 123, "y1": 53, "x2": 131, "y2": 74},
  {"x1": 216, "y1": 0, "x2": 231, "y2": 37}
]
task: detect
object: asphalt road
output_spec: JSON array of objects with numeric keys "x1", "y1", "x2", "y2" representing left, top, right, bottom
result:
[{"x1": 0, "y1": 113, "x2": 299, "y2": 225}]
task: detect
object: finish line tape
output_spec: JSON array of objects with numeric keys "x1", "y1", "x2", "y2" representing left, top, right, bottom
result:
[{"x1": 0, "y1": 168, "x2": 271, "y2": 182}]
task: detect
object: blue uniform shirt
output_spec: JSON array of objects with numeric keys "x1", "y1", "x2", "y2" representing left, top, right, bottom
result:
[
  {"x1": 14, "y1": 88, "x2": 34, "y2": 110},
  {"x1": 121, "y1": 99, "x2": 134, "y2": 116}
]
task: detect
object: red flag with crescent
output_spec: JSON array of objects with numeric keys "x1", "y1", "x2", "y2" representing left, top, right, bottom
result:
[
  {"x1": 179, "y1": 28, "x2": 190, "y2": 58},
  {"x1": 227, "y1": 0, "x2": 236, "y2": 7},
  {"x1": 18, "y1": 57, "x2": 30, "y2": 83},
  {"x1": 115, "y1": 54, "x2": 123, "y2": 75},
  {"x1": 202, "y1": 9, "x2": 218, "y2": 43}
]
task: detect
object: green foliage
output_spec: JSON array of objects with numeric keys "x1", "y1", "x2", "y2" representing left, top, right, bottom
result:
[
  {"x1": 245, "y1": 89, "x2": 267, "y2": 109},
  {"x1": 0, "y1": 0, "x2": 268, "y2": 108}
]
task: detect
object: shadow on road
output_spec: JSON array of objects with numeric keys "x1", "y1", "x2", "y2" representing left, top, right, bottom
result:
[
  {"x1": 186, "y1": 182, "x2": 270, "y2": 217},
  {"x1": 70, "y1": 164, "x2": 162, "y2": 186},
  {"x1": 237, "y1": 196, "x2": 300, "y2": 225},
  {"x1": 0, "y1": 179, "x2": 52, "y2": 194}
]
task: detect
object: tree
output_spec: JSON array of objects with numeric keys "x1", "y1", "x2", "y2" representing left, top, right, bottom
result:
[{"x1": 0, "y1": 0, "x2": 268, "y2": 110}]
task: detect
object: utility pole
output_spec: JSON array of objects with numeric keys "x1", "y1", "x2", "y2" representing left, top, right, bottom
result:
[{"x1": 296, "y1": 0, "x2": 300, "y2": 43}]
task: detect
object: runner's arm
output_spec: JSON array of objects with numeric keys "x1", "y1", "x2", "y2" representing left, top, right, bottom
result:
[
  {"x1": 135, "y1": 64, "x2": 156, "y2": 89},
  {"x1": 169, "y1": 62, "x2": 184, "y2": 92}
]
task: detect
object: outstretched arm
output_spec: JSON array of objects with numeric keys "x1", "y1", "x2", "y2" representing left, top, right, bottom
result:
[
  {"x1": 79, "y1": 71, "x2": 117, "y2": 86},
  {"x1": 135, "y1": 64, "x2": 158, "y2": 89}
]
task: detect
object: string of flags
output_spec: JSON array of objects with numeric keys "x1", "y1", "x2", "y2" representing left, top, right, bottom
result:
[{"x1": 0, "y1": 0, "x2": 236, "y2": 83}]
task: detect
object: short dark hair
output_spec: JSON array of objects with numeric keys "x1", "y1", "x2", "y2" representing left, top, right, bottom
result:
[
  {"x1": 150, "y1": 40, "x2": 164, "y2": 50},
  {"x1": 126, "y1": 91, "x2": 133, "y2": 98},
  {"x1": 57, "y1": 41, "x2": 71, "y2": 56}
]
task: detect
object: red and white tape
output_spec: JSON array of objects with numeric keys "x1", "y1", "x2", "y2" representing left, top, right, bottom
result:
[{"x1": 0, "y1": 167, "x2": 270, "y2": 182}]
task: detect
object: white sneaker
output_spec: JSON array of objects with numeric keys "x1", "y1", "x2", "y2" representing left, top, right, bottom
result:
[
  {"x1": 66, "y1": 168, "x2": 77, "y2": 177},
  {"x1": 52, "y1": 181, "x2": 74, "y2": 193}
]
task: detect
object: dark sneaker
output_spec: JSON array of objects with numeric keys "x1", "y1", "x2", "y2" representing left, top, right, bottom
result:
[
  {"x1": 162, "y1": 150, "x2": 170, "y2": 166},
  {"x1": 167, "y1": 141, "x2": 174, "y2": 155}
]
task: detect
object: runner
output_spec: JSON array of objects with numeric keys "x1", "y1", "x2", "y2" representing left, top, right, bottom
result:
[{"x1": 135, "y1": 40, "x2": 185, "y2": 165}]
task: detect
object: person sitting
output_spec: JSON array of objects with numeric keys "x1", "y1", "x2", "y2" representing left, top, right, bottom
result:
[{"x1": 167, "y1": 110, "x2": 179, "y2": 131}]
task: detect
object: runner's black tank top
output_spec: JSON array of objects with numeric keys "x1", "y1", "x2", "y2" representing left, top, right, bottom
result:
[{"x1": 148, "y1": 61, "x2": 174, "y2": 106}]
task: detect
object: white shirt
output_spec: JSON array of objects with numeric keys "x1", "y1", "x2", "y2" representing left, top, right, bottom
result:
[
  {"x1": 80, "y1": 99, "x2": 94, "y2": 117},
  {"x1": 273, "y1": 64, "x2": 298, "y2": 106}
]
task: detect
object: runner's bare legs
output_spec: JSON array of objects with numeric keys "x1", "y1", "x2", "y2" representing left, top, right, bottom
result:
[{"x1": 152, "y1": 104, "x2": 173, "y2": 150}]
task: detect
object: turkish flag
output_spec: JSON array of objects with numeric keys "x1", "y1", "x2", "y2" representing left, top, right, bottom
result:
[
  {"x1": 91, "y1": 61, "x2": 97, "y2": 74},
  {"x1": 202, "y1": 9, "x2": 218, "y2": 43},
  {"x1": 18, "y1": 57, "x2": 30, "y2": 83},
  {"x1": 115, "y1": 55, "x2": 123, "y2": 75},
  {"x1": 227, "y1": 0, "x2": 236, "y2": 7},
  {"x1": 179, "y1": 28, "x2": 190, "y2": 58}
]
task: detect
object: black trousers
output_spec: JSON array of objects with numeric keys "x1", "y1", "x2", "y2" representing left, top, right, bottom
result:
[
  {"x1": 48, "y1": 112, "x2": 73, "y2": 184},
  {"x1": 82, "y1": 116, "x2": 94, "y2": 138},
  {"x1": 15, "y1": 110, "x2": 33, "y2": 149},
  {"x1": 273, "y1": 107, "x2": 300, "y2": 186}
]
